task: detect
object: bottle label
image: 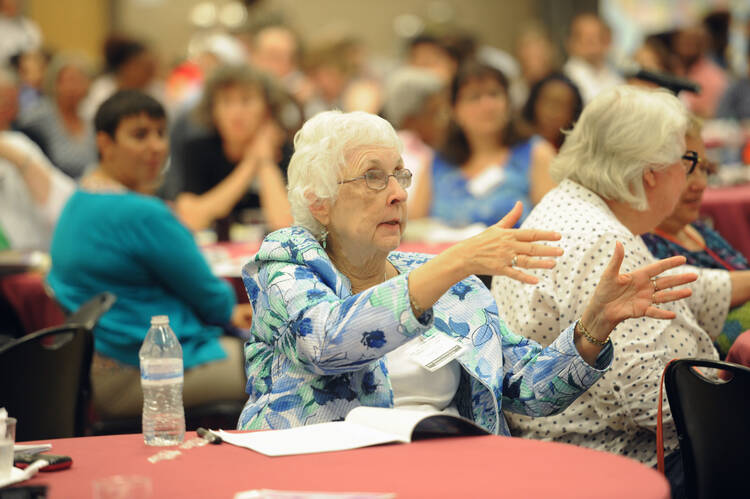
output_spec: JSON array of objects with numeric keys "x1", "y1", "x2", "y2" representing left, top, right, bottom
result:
[{"x1": 140, "y1": 358, "x2": 183, "y2": 386}]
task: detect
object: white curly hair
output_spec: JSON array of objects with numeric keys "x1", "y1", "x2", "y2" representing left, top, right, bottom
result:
[{"x1": 287, "y1": 110, "x2": 403, "y2": 240}]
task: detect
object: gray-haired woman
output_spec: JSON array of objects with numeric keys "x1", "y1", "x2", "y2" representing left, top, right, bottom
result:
[
  {"x1": 237, "y1": 109, "x2": 696, "y2": 435},
  {"x1": 491, "y1": 85, "x2": 750, "y2": 498},
  {"x1": 18, "y1": 54, "x2": 96, "y2": 178}
]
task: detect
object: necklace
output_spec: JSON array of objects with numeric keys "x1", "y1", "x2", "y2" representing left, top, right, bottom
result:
[{"x1": 652, "y1": 227, "x2": 736, "y2": 271}]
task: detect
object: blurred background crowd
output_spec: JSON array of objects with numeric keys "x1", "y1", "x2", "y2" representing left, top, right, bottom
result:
[{"x1": 2, "y1": 0, "x2": 750, "y2": 251}]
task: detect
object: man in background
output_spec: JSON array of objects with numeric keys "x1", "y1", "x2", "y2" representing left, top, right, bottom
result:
[{"x1": 563, "y1": 13, "x2": 624, "y2": 103}]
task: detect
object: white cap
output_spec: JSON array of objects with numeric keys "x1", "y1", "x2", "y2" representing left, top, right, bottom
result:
[{"x1": 150, "y1": 315, "x2": 169, "y2": 326}]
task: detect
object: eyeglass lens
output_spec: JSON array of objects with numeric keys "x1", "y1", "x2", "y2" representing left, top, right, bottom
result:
[{"x1": 365, "y1": 170, "x2": 412, "y2": 190}]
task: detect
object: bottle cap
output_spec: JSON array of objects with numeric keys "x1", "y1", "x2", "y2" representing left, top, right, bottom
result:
[{"x1": 150, "y1": 315, "x2": 169, "y2": 326}]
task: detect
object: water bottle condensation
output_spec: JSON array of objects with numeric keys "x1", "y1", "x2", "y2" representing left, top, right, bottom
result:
[{"x1": 139, "y1": 315, "x2": 185, "y2": 446}]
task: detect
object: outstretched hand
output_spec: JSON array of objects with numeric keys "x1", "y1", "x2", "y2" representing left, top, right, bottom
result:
[
  {"x1": 582, "y1": 241, "x2": 697, "y2": 341},
  {"x1": 453, "y1": 201, "x2": 563, "y2": 283}
]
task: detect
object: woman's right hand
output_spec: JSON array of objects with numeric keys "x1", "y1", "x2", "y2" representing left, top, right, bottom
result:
[
  {"x1": 449, "y1": 201, "x2": 564, "y2": 283},
  {"x1": 244, "y1": 119, "x2": 284, "y2": 163},
  {"x1": 407, "y1": 202, "x2": 563, "y2": 320}
]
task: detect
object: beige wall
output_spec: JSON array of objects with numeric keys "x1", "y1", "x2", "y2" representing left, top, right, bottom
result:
[
  {"x1": 113, "y1": 0, "x2": 537, "y2": 65},
  {"x1": 28, "y1": 0, "x2": 110, "y2": 65},
  {"x1": 25, "y1": 0, "x2": 543, "y2": 69}
]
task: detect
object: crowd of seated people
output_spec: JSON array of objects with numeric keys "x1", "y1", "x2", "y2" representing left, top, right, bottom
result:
[{"x1": 3, "y1": 5, "x2": 750, "y2": 499}]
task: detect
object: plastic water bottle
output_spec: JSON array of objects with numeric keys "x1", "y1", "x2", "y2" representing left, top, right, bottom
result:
[{"x1": 139, "y1": 315, "x2": 185, "y2": 446}]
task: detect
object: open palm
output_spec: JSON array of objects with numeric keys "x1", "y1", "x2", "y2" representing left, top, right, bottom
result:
[{"x1": 589, "y1": 242, "x2": 697, "y2": 330}]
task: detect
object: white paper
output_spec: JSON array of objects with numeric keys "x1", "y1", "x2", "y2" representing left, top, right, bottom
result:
[
  {"x1": 344, "y1": 407, "x2": 439, "y2": 438},
  {"x1": 234, "y1": 489, "x2": 395, "y2": 499},
  {"x1": 217, "y1": 421, "x2": 405, "y2": 457},
  {"x1": 13, "y1": 443, "x2": 51, "y2": 456},
  {"x1": 216, "y1": 407, "x2": 487, "y2": 457}
]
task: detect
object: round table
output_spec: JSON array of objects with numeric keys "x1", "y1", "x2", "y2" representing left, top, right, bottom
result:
[{"x1": 20, "y1": 432, "x2": 669, "y2": 498}]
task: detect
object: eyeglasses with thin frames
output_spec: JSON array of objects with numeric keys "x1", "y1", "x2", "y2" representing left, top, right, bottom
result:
[{"x1": 339, "y1": 169, "x2": 413, "y2": 191}]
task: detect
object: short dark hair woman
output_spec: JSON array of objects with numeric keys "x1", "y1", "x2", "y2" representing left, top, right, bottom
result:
[{"x1": 48, "y1": 90, "x2": 251, "y2": 419}]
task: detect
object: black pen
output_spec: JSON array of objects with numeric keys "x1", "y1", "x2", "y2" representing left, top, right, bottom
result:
[{"x1": 196, "y1": 427, "x2": 223, "y2": 444}]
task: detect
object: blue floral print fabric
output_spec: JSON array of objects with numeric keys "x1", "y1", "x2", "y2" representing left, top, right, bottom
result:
[{"x1": 238, "y1": 226, "x2": 612, "y2": 434}]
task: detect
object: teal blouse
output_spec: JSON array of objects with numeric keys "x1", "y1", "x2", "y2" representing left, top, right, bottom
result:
[{"x1": 47, "y1": 190, "x2": 235, "y2": 368}]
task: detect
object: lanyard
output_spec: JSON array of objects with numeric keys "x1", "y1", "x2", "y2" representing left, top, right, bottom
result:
[{"x1": 652, "y1": 227, "x2": 736, "y2": 271}]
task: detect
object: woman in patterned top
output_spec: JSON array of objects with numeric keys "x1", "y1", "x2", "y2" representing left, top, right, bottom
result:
[
  {"x1": 237, "y1": 109, "x2": 696, "y2": 432},
  {"x1": 642, "y1": 119, "x2": 750, "y2": 357}
]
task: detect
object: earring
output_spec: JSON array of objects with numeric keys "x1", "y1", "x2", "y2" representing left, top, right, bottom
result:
[{"x1": 319, "y1": 228, "x2": 328, "y2": 249}]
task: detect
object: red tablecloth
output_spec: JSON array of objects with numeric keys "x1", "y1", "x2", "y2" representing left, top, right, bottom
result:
[
  {"x1": 18, "y1": 432, "x2": 669, "y2": 498},
  {"x1": 0, "y1": 272, "x2": 65, "y2": 334},
  {"x1": 700, "y1": 184, "x2": 750, "y2": 258}
]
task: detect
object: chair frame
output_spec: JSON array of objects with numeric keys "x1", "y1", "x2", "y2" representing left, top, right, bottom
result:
[
  {"x1": 664, "y1": 358, "x2": 750, "y2": 499},
  {"x1": 0, "y1": 324, "x2": 94, "y2": 440}
]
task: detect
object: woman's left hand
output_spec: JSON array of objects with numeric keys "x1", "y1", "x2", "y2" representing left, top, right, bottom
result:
[{"x1": 581, "y1": 241, "x2": 698, "y2": 343}]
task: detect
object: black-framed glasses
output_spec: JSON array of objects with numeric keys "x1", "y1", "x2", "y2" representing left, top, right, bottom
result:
[
  {"x1": 339, "y1": 169, "x2": 413, "y2": 191},
  {"x1": 681, "y1": 150, "x2": 717, "y2": 177},
  {"x1": 681, "y1": 151, "x2": 699, "y2": 175}
]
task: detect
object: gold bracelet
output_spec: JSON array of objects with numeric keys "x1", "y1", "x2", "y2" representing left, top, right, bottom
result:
[{"x1": 576, "y1": 320, "x2": 608, "y2": 346}]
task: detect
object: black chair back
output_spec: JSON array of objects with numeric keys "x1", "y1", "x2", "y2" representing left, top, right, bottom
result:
[
  {"x1": 0, "y1": 325, "x2": 94, "y2": 441},
  {"x1": 65, "y1": 291, "x2": 116, "y2": 331},
  {"x1": 665, "y1": 358, "x2": 750, "y2": 499}
]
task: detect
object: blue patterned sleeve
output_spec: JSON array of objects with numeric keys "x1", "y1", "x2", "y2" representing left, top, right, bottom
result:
[
  {"x1": 248, "y1": 260, "x2": 432, "y2": 375},
  {"x1": 499, "y1": 318, "x2": 612, "y2": 417}
]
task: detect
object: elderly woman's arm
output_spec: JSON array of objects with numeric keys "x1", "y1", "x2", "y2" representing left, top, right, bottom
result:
[{"x1": 409, "y1": 203, "x2": 698, "y2": 366}]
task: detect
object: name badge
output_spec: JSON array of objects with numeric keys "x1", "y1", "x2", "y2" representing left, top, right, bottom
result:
[
  {"x1": 406, "y1": 334, "x2": 466, "y2": 372},
  {"x1": 466, "y1": 165, "x2": 505, "y2": 198}
]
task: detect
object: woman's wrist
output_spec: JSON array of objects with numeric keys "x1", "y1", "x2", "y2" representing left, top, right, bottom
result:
[
  {"x1": 439, "y1": 245, "x2": 471, "y2": 282},
  {"x1": 575, "y1": 320, "x2": 608, "y2": 346},
  {"x1": 255, "y1": 157, "x2": 277, "y2": 173},
  {"x1": 580, "y1": 306, "x2": 614, "y2": 344}
]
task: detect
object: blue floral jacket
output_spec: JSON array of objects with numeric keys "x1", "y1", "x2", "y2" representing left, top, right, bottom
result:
[{"x1": 238, "y1": 227, "x2": 612, "y2": 434}]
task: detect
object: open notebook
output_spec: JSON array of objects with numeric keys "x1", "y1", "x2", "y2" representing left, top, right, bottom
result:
[{"x1": 216, "y1": 407, "x2": 489, "y2": 457}]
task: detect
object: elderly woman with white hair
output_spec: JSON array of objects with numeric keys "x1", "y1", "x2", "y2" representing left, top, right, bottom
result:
[
  {"x1": 238, "y1": 109, "x2": 696, "y2": 435},
  {"x1": 491, "y1": 85, "x2": 750, "y2": 497}
]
